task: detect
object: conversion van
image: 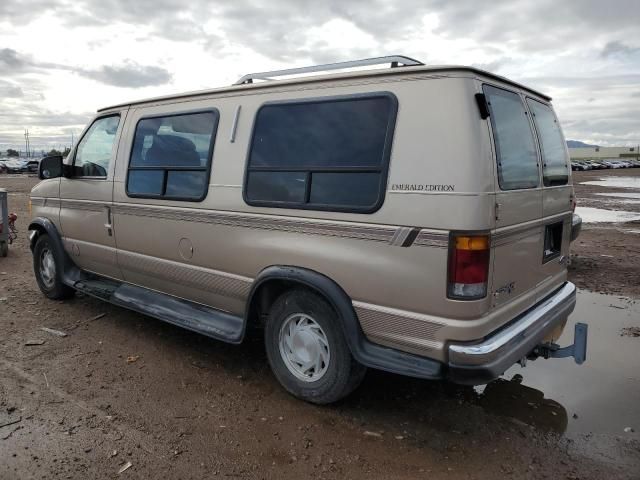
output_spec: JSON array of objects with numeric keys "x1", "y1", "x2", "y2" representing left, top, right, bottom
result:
[{"x1": 29, "y1": 56, "x2": 587, "y2": 404}]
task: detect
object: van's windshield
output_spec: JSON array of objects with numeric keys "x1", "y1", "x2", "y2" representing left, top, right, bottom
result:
[{"x1": 484, "y1": 85, "x2": 539, "y2": 190}]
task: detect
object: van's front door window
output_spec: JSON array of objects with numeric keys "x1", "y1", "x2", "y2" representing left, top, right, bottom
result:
[{"x1": 73, "y1": 115, "x2": 120, "y2": 177}]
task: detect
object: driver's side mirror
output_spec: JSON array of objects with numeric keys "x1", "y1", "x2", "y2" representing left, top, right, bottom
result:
[{"x1": 38, "y1": 155, "x2": 64, "y2": 180}]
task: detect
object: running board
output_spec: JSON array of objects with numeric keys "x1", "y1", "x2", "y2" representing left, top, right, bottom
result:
[{"x1": 73, "y1": 278, "x2": 244, "y2": 344}]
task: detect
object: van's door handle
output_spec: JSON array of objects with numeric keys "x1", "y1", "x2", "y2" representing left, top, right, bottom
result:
[{"x1": 104, "y1": 206, "x2": 113, "y2": 237}]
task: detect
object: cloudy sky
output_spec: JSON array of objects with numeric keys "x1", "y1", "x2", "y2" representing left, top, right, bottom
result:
[{"x1": 1, "y1": 0, "x2": 639, "y2": 153}]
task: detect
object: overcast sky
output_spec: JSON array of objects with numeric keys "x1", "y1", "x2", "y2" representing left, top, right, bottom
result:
[{"x1": 1, "y1": 0, "x2": 639, "y2": 153}]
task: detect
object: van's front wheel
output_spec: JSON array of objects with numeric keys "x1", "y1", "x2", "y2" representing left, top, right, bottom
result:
[
  {"x1": 33, "y1": 234, "x2": 75, "y2": 300},
  {"x1": 265, "y1": 290, "x2": 366, "y2": 404}
]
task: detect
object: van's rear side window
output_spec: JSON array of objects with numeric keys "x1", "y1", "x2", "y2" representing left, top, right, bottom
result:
[
  {"x1": 526, "y1": 99, "x2": 569, "y2": 187},
  {"x1": 127, "y1": 111, "x2": 219, "y2": 201},
  {"x1": 483, "y1": 86, "x2": 539, "y2": 190},
  {"x1": 244, "y1": 93, "x2": 397, "y2": 213}
]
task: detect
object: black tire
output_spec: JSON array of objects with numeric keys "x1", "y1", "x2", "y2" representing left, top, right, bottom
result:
[
  {"x1": 264, "y1": 289, "x2": 367, "y2": 404},
  {"x1": 33, "y1": 234, "x2": 75, "y2": 300}
]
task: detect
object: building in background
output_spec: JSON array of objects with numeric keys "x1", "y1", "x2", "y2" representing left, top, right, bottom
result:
[{"x1": 569, "y1": 146, "x2": 639, "y2": 160}]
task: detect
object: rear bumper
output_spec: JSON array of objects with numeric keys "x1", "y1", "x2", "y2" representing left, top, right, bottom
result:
[
  {"x1": 447, "y1": 282, "x2": 578, "y2": 384},
  {"x1": 571, "y1": 214, "x2": 582, "y2": 242}
]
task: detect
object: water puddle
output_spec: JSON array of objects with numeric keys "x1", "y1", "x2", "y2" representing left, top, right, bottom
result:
[
  {"x1": 477, "y1": 290, "x2": 640, "y2": 438},
  {"x1": 596, "y1": 192, "x2": 640, "y2": 200},
  {"x1": 581, "y1": 177, "x2": 640, "y2": 189},
  {"x1": 575, "y1": 206, "x2": 640, "y2": 223}
]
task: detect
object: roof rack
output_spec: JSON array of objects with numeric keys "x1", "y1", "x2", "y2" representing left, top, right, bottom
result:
[{"x1": 233, "y1": 55, "x2": 424, "y2": 85}]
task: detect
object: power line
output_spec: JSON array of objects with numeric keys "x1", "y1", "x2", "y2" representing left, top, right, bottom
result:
[{"x1": 24, "y1": 129, "x2": 31, "y2": 158}]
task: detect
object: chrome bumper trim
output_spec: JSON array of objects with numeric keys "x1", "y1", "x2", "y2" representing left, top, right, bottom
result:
[{"x1": 448, "y1": 282, "x2": 577, "y2": 381}]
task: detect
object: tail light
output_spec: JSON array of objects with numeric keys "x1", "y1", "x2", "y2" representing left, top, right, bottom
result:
[{"x1": 448, "y1": 234, "x2": 490, "y2": 300}]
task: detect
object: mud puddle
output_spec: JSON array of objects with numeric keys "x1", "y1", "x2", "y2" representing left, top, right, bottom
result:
[
  {"x1": 581, "y1": 176, "x2": 640, "y2": 189},
  {"x1": 596, "y1": 192, "x2": 640, "y2": 200},
  {"x1": 478, "y1": 290, "x2": 639, "y2": 439},
  {"x1": 575, "y1": 206, "x2": 640, "y2": 223}
]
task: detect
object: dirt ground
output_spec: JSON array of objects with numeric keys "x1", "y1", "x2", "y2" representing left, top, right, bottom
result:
[
  {"x1": 569, "y1": 168, "x2": 640, "y2": 297},
  {"x1": 0, "y1": 173, "x2": 638, "y2": 480}
]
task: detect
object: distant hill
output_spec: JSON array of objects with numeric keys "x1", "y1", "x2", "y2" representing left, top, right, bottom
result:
[{"x1": 566, "y1": 140, "x2": 599, "y2": 148}]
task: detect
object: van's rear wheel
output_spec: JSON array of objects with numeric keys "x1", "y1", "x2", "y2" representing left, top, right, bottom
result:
[
  {"x1": 33, "y1": 234, "x2": 75, "y2": 300},
  {"x1": 264, "y1": 289, "x2": 366, "y2": 404}
]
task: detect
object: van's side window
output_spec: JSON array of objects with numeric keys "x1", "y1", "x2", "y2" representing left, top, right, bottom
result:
[
  {"x1": 526, "y1": 99, "x2": 569, "y2": 186},
  {"x1": 73, "y1": 115, "x2": 120, "y2": 178},
  {"x1": 244, "y1": 94, "x2": 397, "y2": 213},
  {"x1": 127, "y1": 111, "x2": 218, "y2": 201},
  {"x1": 483, "y1": 86, "x2": 539, "y2": 190}
]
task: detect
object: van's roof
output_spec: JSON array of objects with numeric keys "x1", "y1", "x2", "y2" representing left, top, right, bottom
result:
[{"x1": 97, "y1": 63, "x2": 551, "y2": 112}]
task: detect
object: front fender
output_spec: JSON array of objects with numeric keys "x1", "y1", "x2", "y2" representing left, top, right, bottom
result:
[{"x1": 28, "y1": 217, "x2": 83, "y2": 286}]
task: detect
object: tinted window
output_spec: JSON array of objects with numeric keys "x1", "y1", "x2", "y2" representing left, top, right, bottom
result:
[
  {"x1": 484, "y1": 86, "x2": 539, "y2": 190},
  {"x1": 73, "y1": 115, "x2": 120, "y2": 177},
  {"x1": 526, "y1": 99, "x2": 569, "y2": 186},
  {"x1": 309, "y1": 173, "x2": 380, "y2": 207},
  {"x1": 166, "y1": 171, "x2": 209, "y2": 197},
  {"x1": 246, "y1": 172, "x2": 307, "y2": 203},
  {"x1": 128, "y1": 170, "x2": 163, "y2": 195},
  {"x1": 245, "y1": 95, "x2": 396, "y2": 212},
  {"x1": 127, "y1": 111, "x2": 218, "y2": 201}
]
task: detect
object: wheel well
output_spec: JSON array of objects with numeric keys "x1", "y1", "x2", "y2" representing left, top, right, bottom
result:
[
  {"x1": 28, "y1": 223, "x2": 46, "y2": 250},
  {"x1": 247, "y1": 279, "x2": 317, "y2": 328},
  {"x1": 242, "y1": 266, "x2": 360, "y2": 352}
]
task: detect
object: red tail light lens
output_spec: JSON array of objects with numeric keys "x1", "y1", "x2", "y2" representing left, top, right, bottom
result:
[{"x1": 448, "y1": 234, "x2": 490, "y2": 300}]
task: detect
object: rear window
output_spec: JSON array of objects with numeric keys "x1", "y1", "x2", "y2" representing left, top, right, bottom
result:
[
  {"x1": 483, "y1": 85, "x2": 539, "y2": 190},
  {"x1": 127, "y1": 111, "x2": 218, "y2": 201},
  {"x1": 526, "y1": 99, "x2": 569, "y2": 186},
  {"x1": 244, "y1": 94, "x2": 397, "y2": 212}
]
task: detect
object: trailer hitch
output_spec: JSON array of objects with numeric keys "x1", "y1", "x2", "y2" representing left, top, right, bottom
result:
[{"x1": 533, "y1": 322, "x2": 588, "y2": 364}]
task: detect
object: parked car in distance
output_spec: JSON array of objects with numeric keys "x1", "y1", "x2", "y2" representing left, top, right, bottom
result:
[
  {"x1": 587, "y1": 161, "x2": 606, "y2": 169},
  {"x1": 4, "y1": 159, "x2": 28, "y2": 173},
  {"x1": 28, "y1": 56, "x2": 588, "y2": 404},
  {"x1": 26, "y1": 159, "x2": 40, "y2": 173},
  {"x1": 572, "y1": 162, "x2": 589, "y2": 171}
]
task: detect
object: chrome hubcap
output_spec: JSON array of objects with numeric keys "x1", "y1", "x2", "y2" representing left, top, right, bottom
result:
[
  {"x1": 278, "y1": 313, "x2": 330, "y2": 382},
  {"x1": 39, "y1": 248, "x2": 56, "y2": 288}
]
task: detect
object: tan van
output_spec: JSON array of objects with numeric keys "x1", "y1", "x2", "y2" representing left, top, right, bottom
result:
[{"x1": 29, "y1": 56, "x2": 587, "y2": 403}]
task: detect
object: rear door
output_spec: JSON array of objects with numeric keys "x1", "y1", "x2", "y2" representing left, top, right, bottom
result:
[
  {"x1": 483, "y1": 85, "x2": 544, "y2": 308},
  {"x1": 526, "y1": 98, "x2": 572, "y2": 296}
]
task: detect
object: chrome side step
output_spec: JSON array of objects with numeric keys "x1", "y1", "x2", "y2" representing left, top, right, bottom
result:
[{"x1": 74, "y1": 277, "x2": 244, "y2": 344}]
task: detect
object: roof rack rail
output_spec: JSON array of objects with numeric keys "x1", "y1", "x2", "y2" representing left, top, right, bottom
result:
[{"x1": 233, "y1": 55, "x2": 424, "y2": 85}]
